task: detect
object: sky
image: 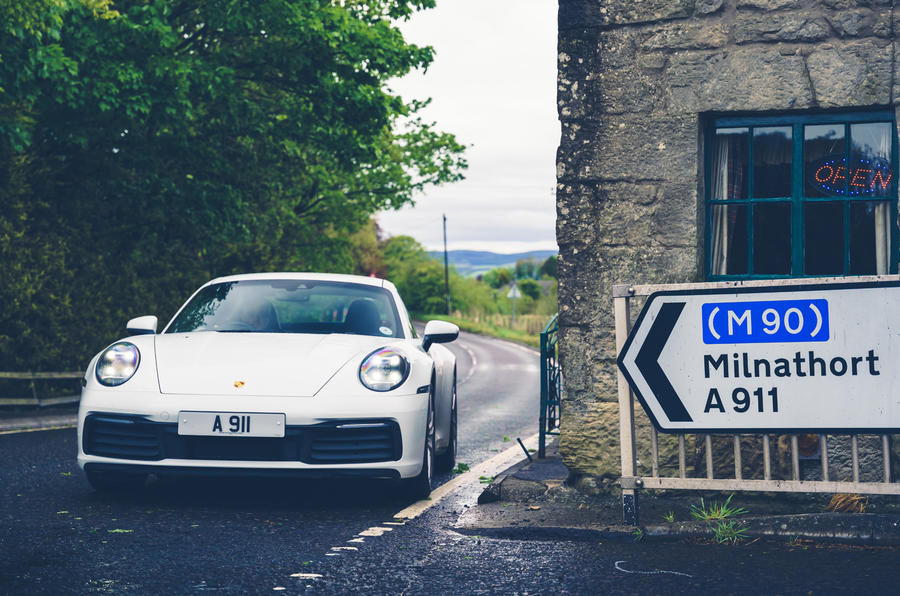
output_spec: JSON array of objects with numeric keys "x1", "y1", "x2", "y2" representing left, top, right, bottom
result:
[{"x1": 377, "y1": 0, "x2": 559, "y2": 254}]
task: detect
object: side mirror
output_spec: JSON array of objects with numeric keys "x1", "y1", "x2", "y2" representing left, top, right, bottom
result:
[
  {"x1": 422, "y1": 320, "x2": 459, "y2": 352},
  {"x1": 126, "y1": 315, "x2": 158, "y2": 336}
]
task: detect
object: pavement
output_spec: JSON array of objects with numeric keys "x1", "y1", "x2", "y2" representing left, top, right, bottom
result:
[
  {"x1": 4, "y1": 406, "x2": 900, "y2": 546},
  {"x1": 456, "y1": 438, "x2": 900, "y2": 546},
  {"x1": 0, "y1": 404, "x2": 78, "y2": 433}
]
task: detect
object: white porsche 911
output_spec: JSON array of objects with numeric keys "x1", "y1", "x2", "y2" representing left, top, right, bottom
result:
[{"x1": 77, "y1": 272, "x2": 459, "y2": 498}]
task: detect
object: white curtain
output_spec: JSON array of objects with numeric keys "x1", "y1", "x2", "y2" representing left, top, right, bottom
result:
[
  {"x1": 852, "y1": 123, "x2": 892, "y2": 273},
  {"x1": 710, "y1": 129, "x2": 746, "y2": 275}
]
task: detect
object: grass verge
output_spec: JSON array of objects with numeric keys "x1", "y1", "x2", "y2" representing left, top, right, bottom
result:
[{"x1": 414, "y1": 314, "x2": 540, "y2": 349}]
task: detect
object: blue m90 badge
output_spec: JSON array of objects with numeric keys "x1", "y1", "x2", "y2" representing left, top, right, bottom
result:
[{"x1": 702, "y1": 299, "x2": 829, "y2": 344}]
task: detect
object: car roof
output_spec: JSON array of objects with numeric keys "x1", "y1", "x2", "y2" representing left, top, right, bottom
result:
[{"x1": 204, "y1": 272, "x2": 395, "y2": 291}]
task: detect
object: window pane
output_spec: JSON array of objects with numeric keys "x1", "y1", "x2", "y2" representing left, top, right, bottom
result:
[
  {"x1": 712, "y1": 128, "x2": 748, "y2": 200},
  {"x1": 849, "y1": 122, "x2": 893, "y2": 198},
  {"x1": 849, "y1": 201, "x2": 890, "y2": 274},
  {"x1": 753, "y1": 203, "x2": 791, "y2": 274},
  {"x1": 804, "y1": 202, "x2": 844, "y2": 275},
  {"x1": 805, "y1": 124, "x2": 845, "y2": 198},
  {"x1": 709, "y1": 204, "x2": 748, "y2": 275},
  {"x1": 753, "y1": 127, "x2": 792, "y2": 198}
]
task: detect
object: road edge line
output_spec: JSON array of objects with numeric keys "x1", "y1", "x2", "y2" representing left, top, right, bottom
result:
[{"x1": 394, "y1": 432, "x2": 540, "y2": 521}]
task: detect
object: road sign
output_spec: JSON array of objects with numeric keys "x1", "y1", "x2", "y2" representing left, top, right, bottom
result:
[
  {"x1": 507, "y1": 284, "x2": 522, "y2": 299},
  {"x1": 616, "y1": 281, "x2": 900, "y2": 433}
]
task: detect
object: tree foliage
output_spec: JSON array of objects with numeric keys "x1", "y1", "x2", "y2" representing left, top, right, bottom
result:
[
  {"x1": 539, "y1": 255, "x2": 557, "y2": 279},
  {"x1": 514, "y1": 258, "x2": 540, "y2": 280},
  {"x1": 517, "y1": 279, "x2": 541, "y2": 301},
  {"x1": 481, "y1": 267, "x2": 512, "y2": 289},
  {"x1": 0, "y1": 0, "x2": 465, "y2": 370}
]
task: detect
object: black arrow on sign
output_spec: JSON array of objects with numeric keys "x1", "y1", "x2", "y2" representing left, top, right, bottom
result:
[{"x1": 634, "y1": 301, "x2": 692, "y2": 423}]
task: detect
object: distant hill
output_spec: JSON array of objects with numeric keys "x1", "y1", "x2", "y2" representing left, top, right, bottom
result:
[{"x1": 428, "y1": 249, "x2": 557, "y2": 277}]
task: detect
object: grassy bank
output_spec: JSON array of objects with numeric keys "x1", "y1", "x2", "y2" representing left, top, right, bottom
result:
[{"x1": 415, "y1": 314, "x2": 542, "y2": 349}]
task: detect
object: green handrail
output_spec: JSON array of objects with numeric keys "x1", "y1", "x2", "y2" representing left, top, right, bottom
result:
[{"x1": 539, "y1": 313, "x2": 561, "y2": 458}]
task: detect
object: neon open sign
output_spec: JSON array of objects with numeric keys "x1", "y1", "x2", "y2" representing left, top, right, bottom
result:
[{"x1": 809, "y1": 154, "x2": 893, "y2": 197}]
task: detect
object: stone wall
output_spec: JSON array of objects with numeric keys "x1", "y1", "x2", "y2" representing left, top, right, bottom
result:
[{"x1": 556, "y1": 0, "x2": 899, "y2": 478}]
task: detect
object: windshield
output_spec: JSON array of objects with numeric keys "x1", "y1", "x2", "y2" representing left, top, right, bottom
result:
[{"x1": 165, "y1": 280, "x2": 403, "y2": 338}]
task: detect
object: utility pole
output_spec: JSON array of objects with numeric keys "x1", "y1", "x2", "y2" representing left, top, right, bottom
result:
[{"x1": 443, "y1": 214, "x2": 451, "y2": 315}]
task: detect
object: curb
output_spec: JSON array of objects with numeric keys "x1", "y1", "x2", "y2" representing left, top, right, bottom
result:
[
  {"x1": 645, "y1": 513, "x2": 900, "y2": 546},
  {"x1": 0, "y1": 414, "x2": 78, "y2": 433},
  {"x1": 463, "y1": 442, "x2": 900, "y2": 547},
  {"x1": 459, "y1": 496, "x2": 900, "y2": 546}
]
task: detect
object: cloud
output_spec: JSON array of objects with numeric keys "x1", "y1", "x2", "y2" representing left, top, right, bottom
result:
[{"x1": 378, "y1": 0, "x2": 559, "y2": 254}]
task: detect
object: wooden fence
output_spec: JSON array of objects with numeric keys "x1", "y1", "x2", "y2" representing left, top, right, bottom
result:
[{"x1": 0, "y1": 372, "x2": 83, "y2": 406}]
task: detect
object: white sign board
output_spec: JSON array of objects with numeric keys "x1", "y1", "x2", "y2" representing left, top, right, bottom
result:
[
  {"x1": 617, "y1": 281, "x2": 900, "y2": 433},
  {"x1": 507, "y1": 285, "x2": 521, "y2": 299}
]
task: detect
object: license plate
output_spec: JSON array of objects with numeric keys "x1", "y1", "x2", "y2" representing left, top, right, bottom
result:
[{"x1": 177, "y1": 411, "x2": 285, "y2": 438}]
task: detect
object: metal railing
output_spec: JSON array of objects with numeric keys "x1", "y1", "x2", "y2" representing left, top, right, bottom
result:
[
  {"x1": 613, "y1": 277, "x2": 900, "y2": 525},
  {"x1": 539, "y1": 313, "x2": 562, "y2": 458},
  {"x1": 0, "y1": 372, "x2": 83, "y2": 406}
]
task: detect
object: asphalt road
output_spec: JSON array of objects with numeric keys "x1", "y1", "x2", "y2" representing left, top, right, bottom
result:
[
  {"x1": 3, "y1": 330, "x2": 898, "y2": 595},
  {"x1": 0, "y1": 330, "x2": 542, "y2": 594}
]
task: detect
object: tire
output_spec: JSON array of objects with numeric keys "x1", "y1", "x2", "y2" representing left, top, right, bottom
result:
[
  {"x1": 435, "y1": 373, "x2": 458, "y2": 473},
  {"x1": 85, "y1": 468, "x2": 147, "y2": 493},
  {"x1": 402, "y1": 386, "x2": 435, "y2": 499}
]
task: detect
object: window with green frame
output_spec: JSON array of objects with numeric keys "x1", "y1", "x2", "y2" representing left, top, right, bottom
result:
[{"x1": 706, "y1": 111, "x2": 898, "y2": 279}]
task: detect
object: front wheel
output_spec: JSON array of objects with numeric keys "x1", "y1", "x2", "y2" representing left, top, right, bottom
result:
[{"x1": 402, "y1": 388, "x2": 434, "y2": 499}]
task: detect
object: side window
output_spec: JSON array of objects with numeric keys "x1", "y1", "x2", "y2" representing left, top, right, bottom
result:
[{"x1": 707, "y1": 114, "x2": 897, "y2": 279}]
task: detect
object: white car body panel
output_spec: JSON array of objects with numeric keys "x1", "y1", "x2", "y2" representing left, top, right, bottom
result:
[
  {"x1": 155, "y1": 333, "x2": 389, "y2": 397},
  {"x1": 77, "y1": 272, "x2": 457, "y2": 484}
]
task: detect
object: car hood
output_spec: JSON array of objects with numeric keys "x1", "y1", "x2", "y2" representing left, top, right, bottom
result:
[{"x1": 155, "y1": 332, "x2": 392, "y2": 397}]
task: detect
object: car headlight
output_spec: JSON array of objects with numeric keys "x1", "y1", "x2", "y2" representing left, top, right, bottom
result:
[
  {"x1": 95, "y1": 342, "x2": 141, "y2": 387},
  {"x1": 359, "y1": 348, "x2": 410, "y2": 392}
]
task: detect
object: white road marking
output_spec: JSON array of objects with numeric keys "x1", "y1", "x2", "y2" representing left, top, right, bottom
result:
[
  {"x1": 394, "y1": 432, "x2": 540, "y2": 521},
  {"x1": 614, "y1": 560, "x2": 693, "y2": 578},
  {"x1": 280, "y1": 432, "x2": 540, "y2": 592},
  {"x1": 358, "y1": 527, "x2": 393, "y2": 537},
  {"x1": 459, "y1": 344, "x2": 478, "y2": 385}
]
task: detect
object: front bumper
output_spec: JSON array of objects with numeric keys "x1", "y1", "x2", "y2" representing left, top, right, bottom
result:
[{"x1": 77, "y1": 390, "x2": 427, "y2": 479}]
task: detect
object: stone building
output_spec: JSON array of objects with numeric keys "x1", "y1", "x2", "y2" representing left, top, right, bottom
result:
[{"x1": 556, "y1": 0, "x2": 898, "y2": 479}]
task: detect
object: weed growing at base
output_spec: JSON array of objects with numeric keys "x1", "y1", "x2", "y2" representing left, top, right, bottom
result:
[
  {"x1": 691, "y1": 493, "x2": 749, "y2": 545},
  {"x1": 713, "y1": 520, "x2": 747, "y2": 544},
  {"x1": 690, "y1": 493, "x2": 747, "y2": 521}
]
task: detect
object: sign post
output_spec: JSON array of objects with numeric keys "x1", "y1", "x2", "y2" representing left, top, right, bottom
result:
[
  {"x1": 507, "y1": 282, "x2": 521, "y2": 323},
  {"x1": 617, "y1": 281, "x2": 900, "y2": 433}
]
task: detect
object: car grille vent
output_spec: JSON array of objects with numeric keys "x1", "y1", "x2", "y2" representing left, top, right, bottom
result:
[
  {"x1": 83, "y1": 415, "x2": 163, "y2": 460},
  {"x1": 83, "y1": 415, "x2": 401, "y2": 464},
  {"x1": 306, "y1": 423, "x2": 400, "y2": 464}
]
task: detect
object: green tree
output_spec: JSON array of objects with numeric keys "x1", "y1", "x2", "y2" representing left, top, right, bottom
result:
[
  {"x1": 349, "y1": 220, "x2": 386, "y2": 278},
  {"x1": 481, "y1": 267, "x2": 512, "y2": 289},
  {"x1": 380, "y1": 234, "x2": 441, "y2": 311},
  {"x1": 539, "y1": 255, "x2": 558, "y2": 279},
  {"x1": 401, "y1": 259, "x2": 446, "y2": 313},
  {"x1": 517, "y1": 279, "x2": 541, "y2": 301},
  {"x1": 450, "y1": 274, "x2": 499, "y2": 315},
  {"x1": 0, "y1": 0, "x2": 465, "y2": 370},
  {"x1": 383, "y1": 234, "x2": 430, "y2": 268}
]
